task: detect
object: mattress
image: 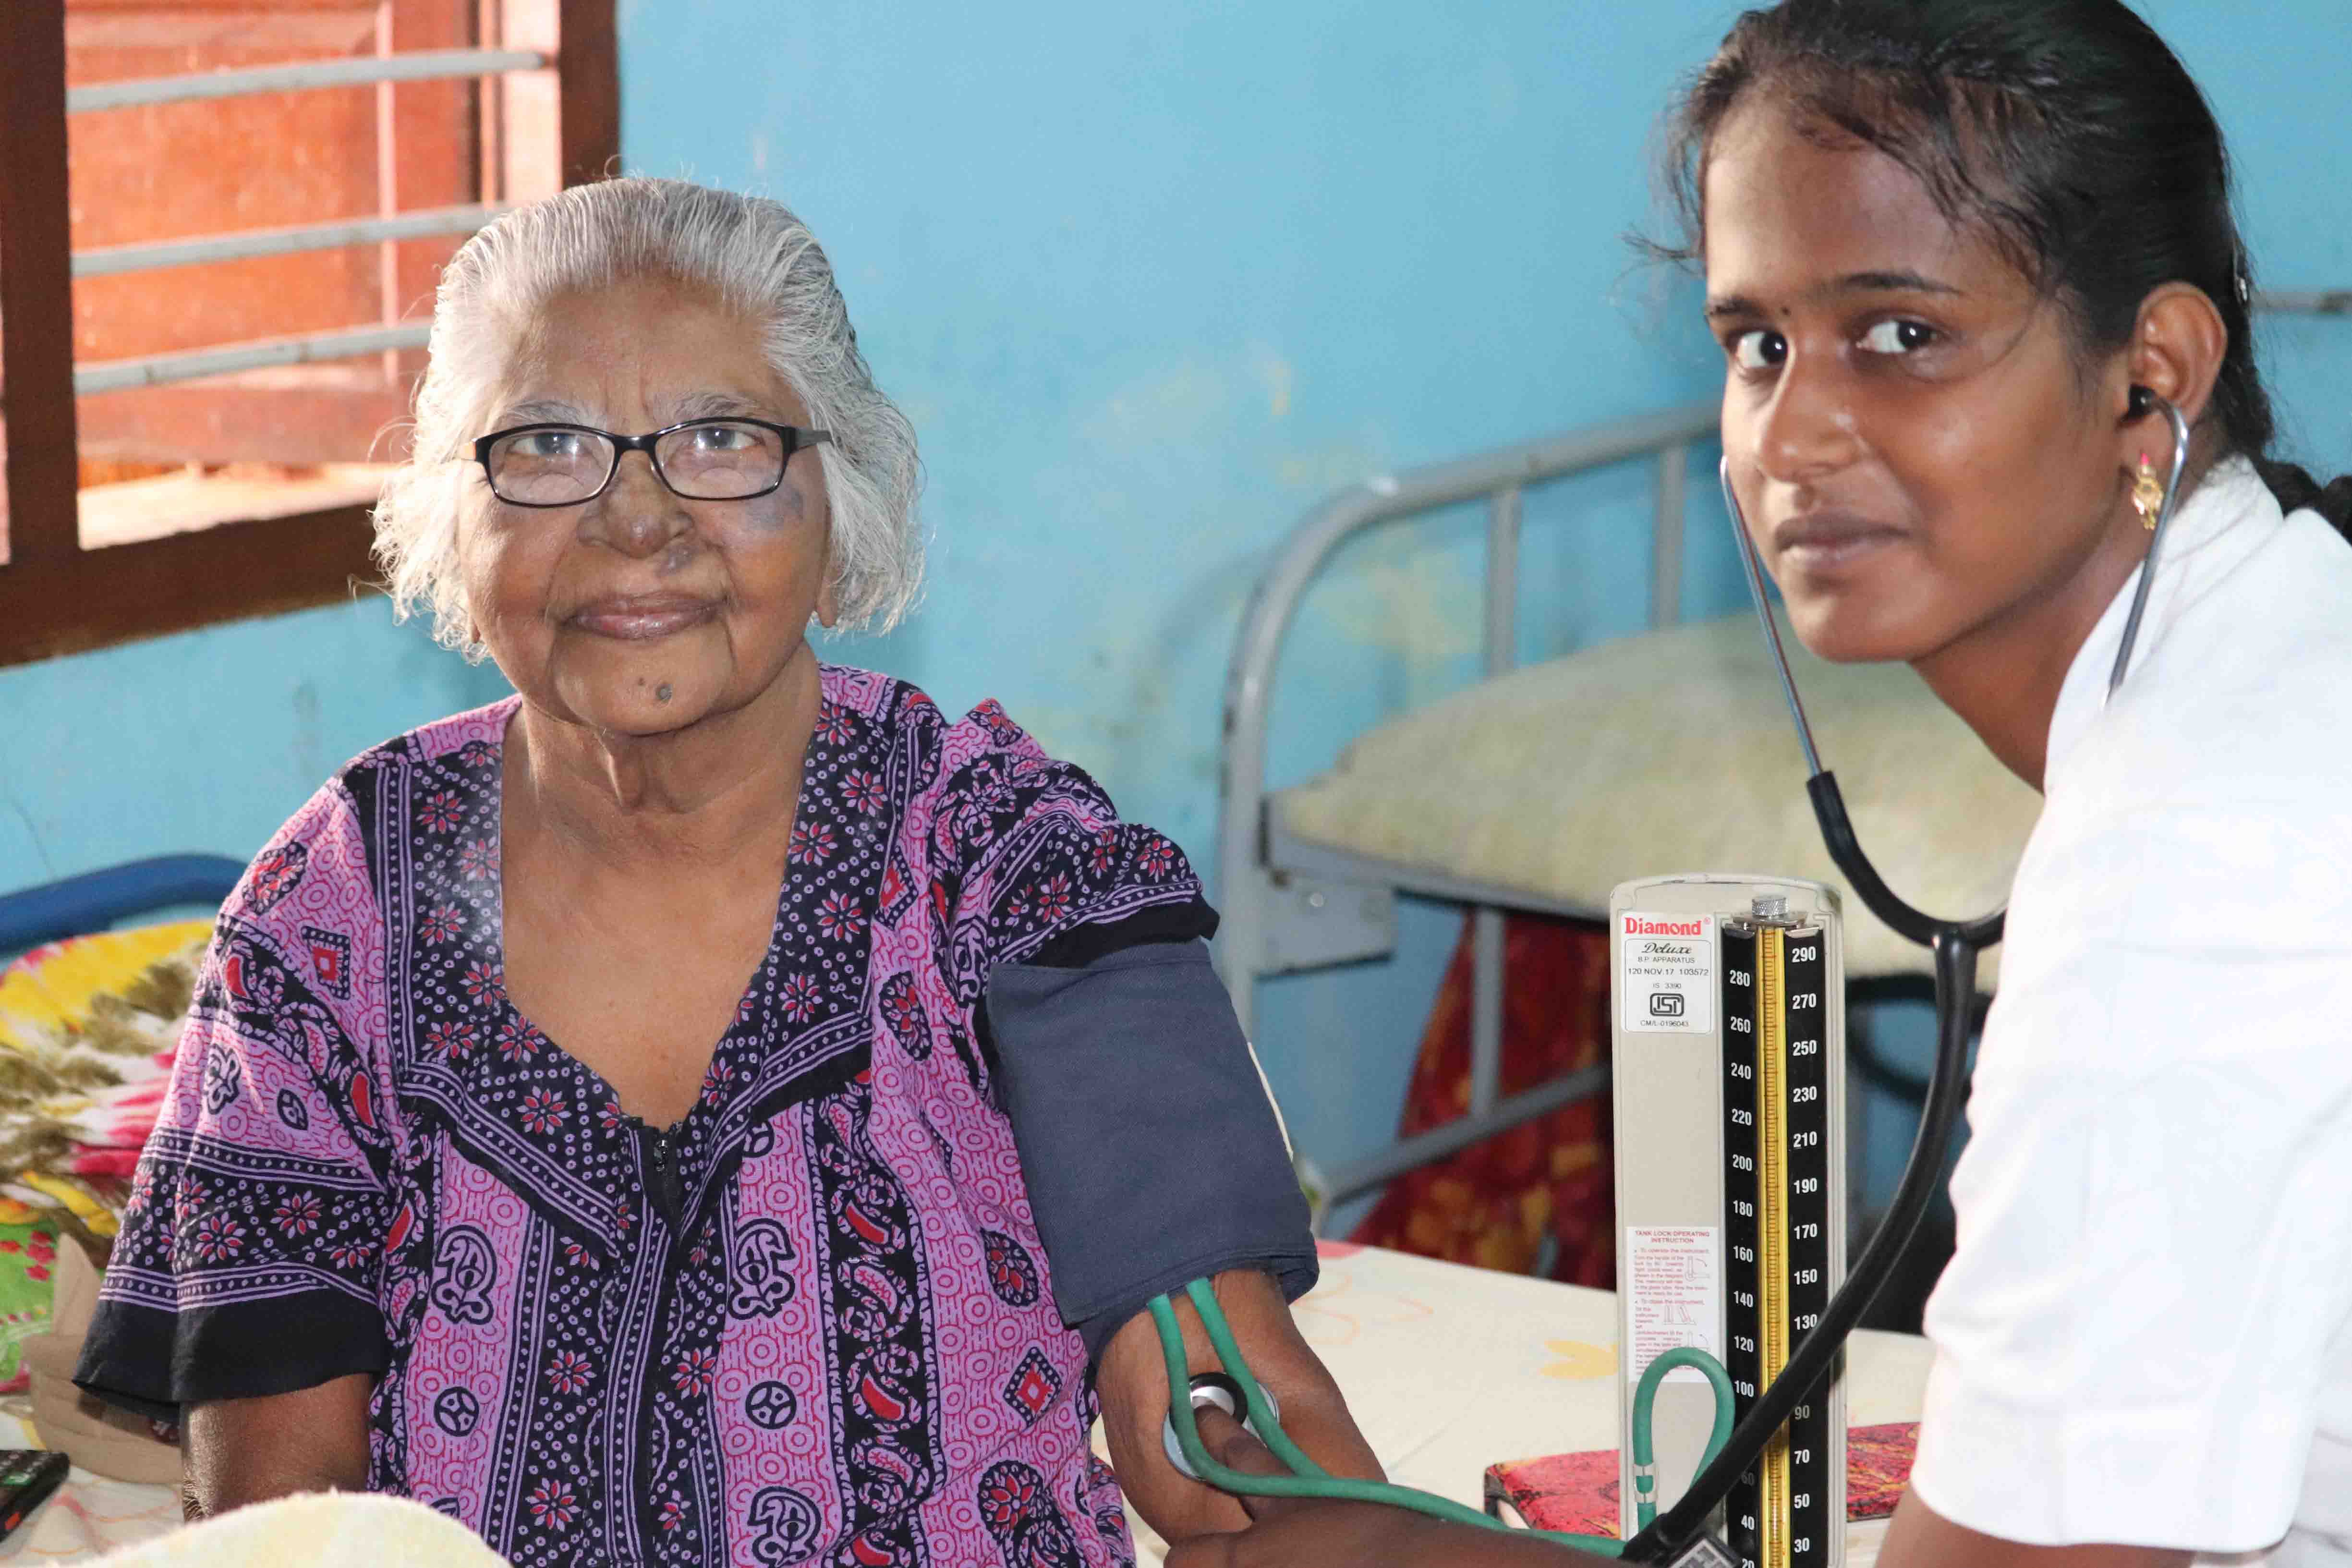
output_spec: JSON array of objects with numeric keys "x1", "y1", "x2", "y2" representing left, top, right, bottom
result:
[{"x1": 1271, "y1": 612, "x2": 2041, "y2": 985}]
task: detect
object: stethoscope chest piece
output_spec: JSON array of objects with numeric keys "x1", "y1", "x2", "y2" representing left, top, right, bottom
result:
[{"x1": 1162, "y1": 1372, "x2": 1280, "y2": 1482}]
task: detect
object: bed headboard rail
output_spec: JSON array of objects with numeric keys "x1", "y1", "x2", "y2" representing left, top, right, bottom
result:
[
  {"x1": 1215, "y1": 402, "x2": 1717, "y2": 1044},
  {"x1": 0, "y1": 853, "x2": 244, "y2": 958}
]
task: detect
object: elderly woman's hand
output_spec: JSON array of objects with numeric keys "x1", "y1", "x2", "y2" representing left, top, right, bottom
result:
[{"x1": 1093, "y1": 1267, "x2": 1382, "y2": 1544}]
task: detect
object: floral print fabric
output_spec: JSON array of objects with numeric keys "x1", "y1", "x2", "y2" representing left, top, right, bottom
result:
[{"x1": 78, "y1": 666, "x2": 1203, "y2": 1567}]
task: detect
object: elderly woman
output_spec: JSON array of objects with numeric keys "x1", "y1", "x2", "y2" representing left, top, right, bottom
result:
[{"x1": 73, "y1": 178, "x2": 1376, "y2": 1566}]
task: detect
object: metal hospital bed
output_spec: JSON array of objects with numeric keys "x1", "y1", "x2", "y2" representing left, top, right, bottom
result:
[
  {"x1": 1211, "y1": 404, "x2": 2040, "y2": 1225},
  {"x1": 1218, "y1": 405, "x2": 1712, "y2": 1214},
  {"x1": 0, "y1": 856, "x2": 244, "y2": 958}
]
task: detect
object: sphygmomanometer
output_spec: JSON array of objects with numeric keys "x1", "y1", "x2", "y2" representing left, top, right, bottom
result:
[
  {"x1": 988, "y1": 936, "x2": 1319, "y2": 1361},
  {"x1": 993, "y1": 399, "x2": 2190, "y2": 1568}
]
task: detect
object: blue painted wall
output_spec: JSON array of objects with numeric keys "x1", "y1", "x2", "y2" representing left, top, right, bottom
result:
[
  {"x1": 2, "y1": 0, "x2": 2346, "y2": 1214},
  {"x1": 0, "y1": 601, "x2": 511, "y2": 894},
  {"x1": 613, "y1": 0, "x2": 1750, "y2": 1199},
  {"x1": 612, "y1": 0, "x2": 2352, "y2": 1209}
]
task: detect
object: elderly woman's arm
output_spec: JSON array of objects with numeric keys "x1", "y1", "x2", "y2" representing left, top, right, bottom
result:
[
  {"x1": 183, "y1": 1374, "x2": 374, "y2": 1519},
  {"x1": 985, "y1": 923, "x2": 1381, "y2": 1542},
  {"x1": 986, "y1": 938, "x2": 1380, "y2": 1538},
  {"x1": 75, "y1": 800, "x2": 402, "y2": 1510},
  {"x1": 1093, "y1": 1268, "x2": 1382, "y2": 1541}
]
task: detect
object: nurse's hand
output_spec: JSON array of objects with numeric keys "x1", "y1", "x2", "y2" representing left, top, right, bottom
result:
[
  {"x1": 1096, "y1": 1268, "x2": 1382, "y2": 1544},
  {"x1": 1096, "y1": 1269, "x2": 1383, "y2": 1542},
  {"x1": 1160, "y1": 1407, "x2": 1605, "y2": 1568}
]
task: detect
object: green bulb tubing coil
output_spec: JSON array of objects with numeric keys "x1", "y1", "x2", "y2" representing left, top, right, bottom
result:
[{"x1": 1149, "y1": 1280, "x2": 1735, "y2": 1557}]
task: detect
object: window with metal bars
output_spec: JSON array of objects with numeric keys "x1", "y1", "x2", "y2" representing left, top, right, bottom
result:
[{"x1": 0, "y1": 0, "x2": 616, "y2": 668}]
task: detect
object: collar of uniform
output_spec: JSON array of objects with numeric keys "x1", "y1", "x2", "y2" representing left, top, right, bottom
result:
[{"x1": 2042, "y1": 457, "x2": 2281, "y2": 789}]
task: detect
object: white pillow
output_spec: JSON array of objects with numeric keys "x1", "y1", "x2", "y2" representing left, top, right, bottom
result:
[
  {"x1": 95, "y1": 1493, "x2": 509, "y2": 1568},
  {"x1": 1273, "y1": 612, "x2": 2040, "y2": 985}
]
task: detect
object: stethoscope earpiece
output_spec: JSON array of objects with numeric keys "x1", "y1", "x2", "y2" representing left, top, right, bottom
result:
[{"x1": 2105, "y1": 394, "x2": 2192, "y2": 697}]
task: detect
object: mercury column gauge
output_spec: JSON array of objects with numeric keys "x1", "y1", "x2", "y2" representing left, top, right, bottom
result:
[{"x1": 1611, "y1": 875, "x2": 1848, "y2": 1568}]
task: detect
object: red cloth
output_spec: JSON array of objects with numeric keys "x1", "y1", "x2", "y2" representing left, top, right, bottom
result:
[
  {"x1": 1482, "y1": 1422, "x2": 1920, "y2": 1535},
  {"x1": 1348, "y1": 914, "x2": 1614, "y2": 1287}
]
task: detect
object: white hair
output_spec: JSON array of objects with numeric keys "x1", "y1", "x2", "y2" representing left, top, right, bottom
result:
[{"x1": 373, "y1": 178, "x2": 924, "y2": 651}]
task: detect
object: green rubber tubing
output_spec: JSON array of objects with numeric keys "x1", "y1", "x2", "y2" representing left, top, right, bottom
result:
[{"x1": 1148, "y1": 1283, "x2": 1735, "y2": 1556}]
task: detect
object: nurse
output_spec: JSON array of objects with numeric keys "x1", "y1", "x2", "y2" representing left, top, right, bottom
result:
[{"x1": 1171, "y1": 2, "x2": 2352, "y2": 1565}]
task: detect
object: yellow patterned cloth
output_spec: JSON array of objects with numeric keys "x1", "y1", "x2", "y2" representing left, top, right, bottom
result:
[{"x1": 0, "y1": 922, "x2": 210, "y2": 1241}]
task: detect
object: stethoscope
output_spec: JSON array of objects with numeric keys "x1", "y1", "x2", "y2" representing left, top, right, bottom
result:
[
  {"x1": 1146, "y1": 395, "x2": 2193, "y2": 1563},
  {"x1": 1623, "y1": 391, "x2": 2194, "y2": 1557}
]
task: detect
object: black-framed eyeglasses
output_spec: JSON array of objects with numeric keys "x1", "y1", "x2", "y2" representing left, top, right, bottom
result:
[{"x1": 471, "y1": 417, "x2": 833, "y2": 507}]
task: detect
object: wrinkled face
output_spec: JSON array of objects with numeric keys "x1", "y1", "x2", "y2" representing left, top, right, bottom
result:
[
  {"x1": 1703, "y1": 97, "x2": 2138, "y2": 666},
  {"x1": 458, "y1": 276, "x2": 836, "y2": 736}
]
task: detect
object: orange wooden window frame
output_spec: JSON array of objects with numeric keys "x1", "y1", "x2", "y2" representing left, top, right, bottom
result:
[{"x1": 0, "y1": 0, "x2": 618, "y2": 669}]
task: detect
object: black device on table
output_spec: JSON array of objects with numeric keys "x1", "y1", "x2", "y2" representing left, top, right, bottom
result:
[{"x1": 0, "y1": 1450, "x2": 71, "y2": 1543}]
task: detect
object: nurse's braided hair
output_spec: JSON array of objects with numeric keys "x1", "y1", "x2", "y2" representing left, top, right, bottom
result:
[{"x1": 1657, "y1": 0, "x2": 2352, "y2": 538}]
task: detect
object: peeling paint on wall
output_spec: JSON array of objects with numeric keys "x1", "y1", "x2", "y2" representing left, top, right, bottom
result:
[
  {"x1": 1321, "y1": 547, "x2": 1481, "y2": 712},
  {"x1": 1274, "y1": 442, "x2": 1388, "y2": 492},
  {"x1": 1079, "y1": 357, "x2": 1248, "y2": 453},
  {"x1": 1252, "y1": 346, "x2": 1294, "y2": 420},
  {"x1": 0, "y1": 793, "x2": 56, "y2": 883}
]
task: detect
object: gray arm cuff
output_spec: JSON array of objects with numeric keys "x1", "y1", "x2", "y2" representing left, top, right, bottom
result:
[{"x1": 987, "y1": 939, "x2": 1317, "y2": 1362}]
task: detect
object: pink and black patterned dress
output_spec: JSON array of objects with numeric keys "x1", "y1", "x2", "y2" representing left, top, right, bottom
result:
[{"x1": 77, "y1": 665, "x2": 1209, "y2": 1567}]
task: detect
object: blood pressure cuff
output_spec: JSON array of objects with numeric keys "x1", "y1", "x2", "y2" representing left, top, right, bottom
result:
[{"x1": 987, "y1": 937, "x2": 1317, "y2": 1363}]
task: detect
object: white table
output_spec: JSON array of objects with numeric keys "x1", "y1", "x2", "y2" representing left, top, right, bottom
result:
[
  {"x1": 0, "y1": 1243, "x2": 1932, "y2": 1564},
  {"x1": 1115, "y1": 1240, "x2": 1932, "y2": 1566}
]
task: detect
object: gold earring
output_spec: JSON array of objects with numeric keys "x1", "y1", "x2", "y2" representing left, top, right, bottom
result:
[{"x1": 2131, "y1": 452, "x2": 2165, "y2": 530}]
